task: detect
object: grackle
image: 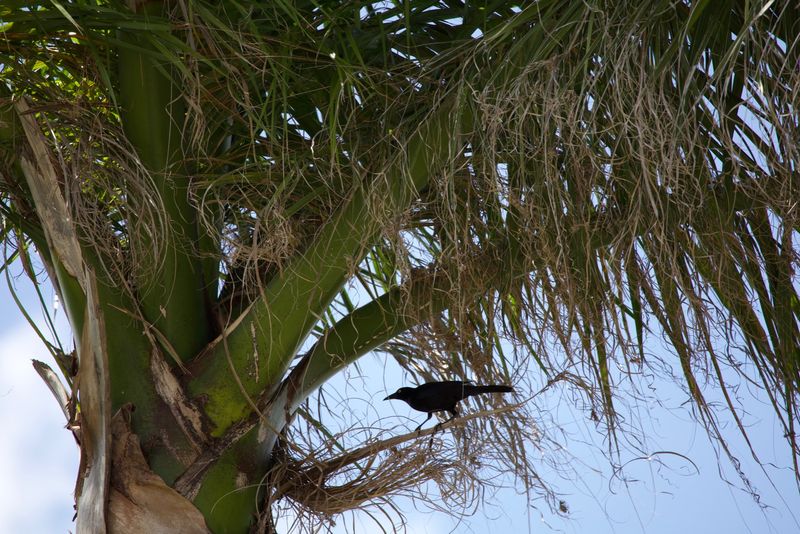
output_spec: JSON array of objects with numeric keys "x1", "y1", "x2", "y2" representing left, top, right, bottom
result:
[{"x1": 384, "y1": 380, "x2": 514, "y2": 432}]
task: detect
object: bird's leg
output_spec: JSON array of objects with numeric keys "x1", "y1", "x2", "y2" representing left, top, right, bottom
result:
[
  {"x1": 428, "y1": 409, "x2": 459, "y2": 448},
  {"x1": 414, "y1": 412, "x2": 433, "y2": 433},
  {"x1": 428, "y1": 421, "x2": 443, "y2": 448},
  {"x1": 431, "y1": 421, "x2": 445, "y2": 434},
  {"x1": 443, "y1": 408, "x2": 458, "y2": 425}
]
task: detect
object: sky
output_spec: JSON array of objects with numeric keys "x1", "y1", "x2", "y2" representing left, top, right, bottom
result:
[{"x1": 1, "y1": 265, "x2": 799, "y2": 534}]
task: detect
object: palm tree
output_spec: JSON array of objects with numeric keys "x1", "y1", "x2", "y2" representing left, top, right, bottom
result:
[{"x1": 1, "y1": 1, "x2": 798, "y2": 532}]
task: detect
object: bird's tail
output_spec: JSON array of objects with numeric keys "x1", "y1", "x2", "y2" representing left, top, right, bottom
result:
[{"x1": 464, "y1": 384, "x2": 514, "y2": 397}]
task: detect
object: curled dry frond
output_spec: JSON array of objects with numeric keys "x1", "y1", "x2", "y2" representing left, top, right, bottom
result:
[{"x1": 266, "y1": 401, "x2": 550, "y2": 533}]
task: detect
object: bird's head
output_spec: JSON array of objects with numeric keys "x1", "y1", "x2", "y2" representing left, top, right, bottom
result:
[{"x1": 384, "y1": 387, "x2": 413, "y2": 401}]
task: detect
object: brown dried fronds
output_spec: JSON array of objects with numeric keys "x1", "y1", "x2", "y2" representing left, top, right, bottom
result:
[
  {"x1": 462, "y1": 1, "x2": 798, "y2": 435},
  {"x1": 279, "y1": 445, "x2": 442, "y2": 515},
  {"x1": 261, "y1": 402, "x2": 551, "y2": 532}
]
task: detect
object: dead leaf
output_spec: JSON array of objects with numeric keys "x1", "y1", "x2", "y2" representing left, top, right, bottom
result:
[{"x1": 108, "y1": 405, "x2": 211, "y2": 534}]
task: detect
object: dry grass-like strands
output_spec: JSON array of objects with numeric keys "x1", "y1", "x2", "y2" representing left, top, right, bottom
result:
[
  {"x1": 3, "y1": 84, "x2": 171, "y2": 292},
  {"x1": 259, "y1": 403, "x2": 543, "y2": 533}
]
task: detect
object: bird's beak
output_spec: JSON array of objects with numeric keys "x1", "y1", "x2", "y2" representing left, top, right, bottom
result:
[{"x1": 384, "y1": 392, "x2": 397, "y2": 401}]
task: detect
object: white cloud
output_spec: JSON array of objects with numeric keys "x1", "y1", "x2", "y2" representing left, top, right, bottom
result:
[{"x1": 0, "y1": 323, "x2": 79, "y2": 534}]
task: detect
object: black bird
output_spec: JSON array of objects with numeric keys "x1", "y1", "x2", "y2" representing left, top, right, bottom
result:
[{"x1": 384, "y1": 380, "x2": 514, "y2": 432}]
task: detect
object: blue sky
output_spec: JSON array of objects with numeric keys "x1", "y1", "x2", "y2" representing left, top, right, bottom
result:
[{"x1": 1, "y1": 265, "x2": 799, "y2": 534}]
